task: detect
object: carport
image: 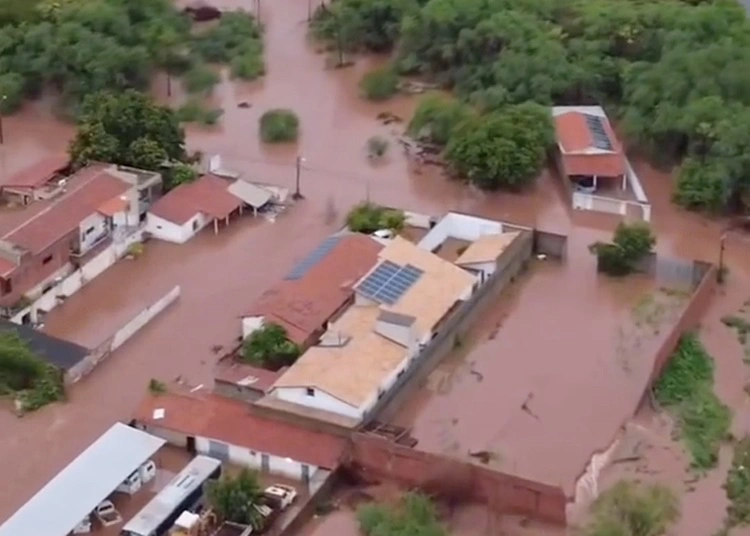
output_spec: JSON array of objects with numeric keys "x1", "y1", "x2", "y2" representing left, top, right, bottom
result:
[
  {"x1": 0, "y1": 423, "x2": 165, "y2": 536},
  {"x1": 227, "y1": 180, "x2": 273, "y2": 215}
]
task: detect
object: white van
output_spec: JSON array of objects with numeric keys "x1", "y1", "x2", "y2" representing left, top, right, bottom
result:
[{"x1": 116, "y1": 470, "x2": 142, "y2": 495}]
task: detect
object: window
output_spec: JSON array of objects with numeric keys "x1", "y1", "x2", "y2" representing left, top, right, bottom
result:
[
  {"x1": 86, "y1": 226, "x2": 96, "y2": 235},
  {"x1": 1, "y1": 278, "x2": 11, "y2": 295},
  {"x1": 305, "y1": 387, "x2": 315, "y2": 397},
  {"x1": 192, "y1": 219, "x2": 199, "y2": 231},
  {"x1": 42, "y1": 255, "x2": 53, "y2": 265}
]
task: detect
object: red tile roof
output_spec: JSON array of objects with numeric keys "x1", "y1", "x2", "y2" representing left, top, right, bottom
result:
[
  {"x1": 2, "y1": 154, "x2": 69, "y2": 189},
  {"x1": 134, "y1": 391, "x2": 346, "y2": 469},
  {"x1": 554, "y1": 111, "x2": 626, "y2": 178},
  {"x1": 97, "y1": 196, "x2": 129, "y2": 217},
  {"x1": 244, "y1": 234, "x2": 383, "y2": 346},
  {"x1": 149, "y1": 174, "x2": 242, "y2": 225},
  {"x1": 3, "y1": 166, "x2": 131, "y2": 253}
]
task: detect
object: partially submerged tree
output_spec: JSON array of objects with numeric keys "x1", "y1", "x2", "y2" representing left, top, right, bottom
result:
[
  {"x1": 444, "y1": 102, "x2": 554, "y2": 191},
  {"x1": 359, "y1": 67, "x2": 399, "y2": 101},
  {"x1": 207, "y1": 468, "x2": 265, "y2": 529},
  {"x1": 357, "y1": 493, "x2": 447, "y2": 536},
  {"x1": 590, "y1": 221, "x2": 656, "y2": 276},
  {"x1": 259, "y1": 109, "x2": 300, "y2": 143},
  {"x1": 407, "y1": 93, "x2": 473, "y2": 146},
  {"x1": 346, "y1": 202, "x2": 405, "y2": 234},
  {"x1": 69, "y1": 90, "x2": 186, "y2": 170},
  {"x1": 241, "y1": 323, "x2": 301, "y2": 370}
]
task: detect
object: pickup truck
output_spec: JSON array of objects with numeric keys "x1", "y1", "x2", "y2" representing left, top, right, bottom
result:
[
  {"x1": 94, "y1": 500, "x2": 123, "y2": 527},
  {"x1": 262, "y1": 485, "x2": 297, "y2": 511}
]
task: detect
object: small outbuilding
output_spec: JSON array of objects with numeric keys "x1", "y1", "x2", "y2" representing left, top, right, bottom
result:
[{"x1": 146, "y1": 174, "x2": 243, "y2": 244}]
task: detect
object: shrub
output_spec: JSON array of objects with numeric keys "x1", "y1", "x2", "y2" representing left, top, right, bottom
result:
[
  {"x1": 259, "y1": 109, "x2": 299, "y2": 143},
  {"x1": 726, "y1": 437, "x2": 750, "y2": 528},
  {"x1": 241, "y1": 323, "x2": 301, "y2": 370},
  {"x1": 346, "y1": 202, "x2": 405, "y2": 234},
  {"x1": 207, "y1": 468, "x2": 264, "y2": 528},
  {"x1": 230, "y1": 43, "x2": 266, "y2": 80},
  {"x1": 407, "y1": 93, "x2": 474, "y2": 145},
  {"x1": 366, "y1": 136, "x2": 389, "y2": 159},
  {"x1": 168, "y1": 163, "x2": 199, "y2": 189},
  {"x1": 581, "y1": 480, "x2": 679, "y2": 536},
  {"x1": 0, "y1": 73, "x2": 25, "y2": 114},
  {"x1": 358, "y1": 493, "x2": 446, "y2": 536},
  {"x1": 359, "y1": 67, "x2": 398, "y2": 101},
  {"x1": 192, "y1": 12, "x2": 263, "y2": 63},
  {"x1": 590, "y1": 221, "x2": 656, "y2": 277},
  {"x1": 176, "y1": 100, "x2": 224, "y2": 126},
  {"x1": 182, "y1": 63, "x2": 220, "y2": 94},
  {"x1": 673, "y1": 156, "x2": 730, "y2": 212}
]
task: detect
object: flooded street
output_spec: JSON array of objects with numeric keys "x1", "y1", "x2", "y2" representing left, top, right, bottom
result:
[{"x1": 0, "y1": 0, "x2": 749, "y2": 533}]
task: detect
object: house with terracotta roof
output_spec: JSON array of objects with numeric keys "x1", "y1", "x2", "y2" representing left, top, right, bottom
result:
[
  {"x1": 267, "y1": 236, "x2": 476, "y2": 421},
  {"x1": 553, "y1": 106, "x2": 627, "y2": 191},
  {"x1": 145, "y1": 174, "x2": 245, "y2": 243},
  {"x1": 132, "y1": 390, "x2": 346, "y2": 483},
  {"x1": 240, "y1": 233, "x2": 384, "y2": 349},
  {"x1": 0, "y1": 163, "x2": 153, "y2": 313}
]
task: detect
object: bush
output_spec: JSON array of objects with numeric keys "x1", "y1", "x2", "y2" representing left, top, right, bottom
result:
[
  {"x1": 259, "y1": 109, "x2": 299, "y2": 143},
  {"x1": 408, "y1": 93, "x2": 474, "y2": 145},
  {"x1": 182, "y1": 63, "x2": 220, "y2": 94},
  {"x1": 726, "y1": 437, "x2": 750, "y2": 528},
  {"x1": 673, "y1": 156, "x2": 730, "y2": 212},
  {"x1": 176, "y1": 100, "x2": 224, "y2": 126},
  {"x1": 168, "y1": 163, "x2": 199, "y2": 189},
  {"x1": 590, "y1": 221, "x2": 656, "y2": 277},
  {"x1": 359, "y1": 67, "x2": 398, "y2": 101},
  {"x1": 367, "y1": 136, "x2": 389, "y2": 159},
  {"x1": 346, "y1": 202, "x2": 405, "y2": 234},
  {"x1": 241, "y1": 323, "x2": 301, "y2": 370},
  {"x1": 581, "y1": 480, "x2": 679, "y2": 536},
  {"x1": 358, "y1": 493, "x2": 446, "y2": 536},
  {"x1": 654, "y1": 334, "x2": 731, "y2": 470},
  {"x1": 230, "y1": 43, "x2": 266, "y2": 80},
  {"x1": 192, "y1": 12, "x2": 263, "y2": 63}
]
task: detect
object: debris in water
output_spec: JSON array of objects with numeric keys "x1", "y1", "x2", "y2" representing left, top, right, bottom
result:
[{"x1": 238, "y1": 102, "x2": 251, "y2": 109}]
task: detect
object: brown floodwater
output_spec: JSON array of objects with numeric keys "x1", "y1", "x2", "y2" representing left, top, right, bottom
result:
[{"x1": 1, "y1": 0, "x2": 750, "y2": 532}]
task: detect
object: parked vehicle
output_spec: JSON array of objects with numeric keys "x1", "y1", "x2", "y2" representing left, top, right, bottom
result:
[
  {"x1": 117, "y1": 470, "x2": 143, "y2": 495},
  {"x1": 72, "y1": 515, "x2": 92, "y2": 534},
  {"x1": 262, "y1": 485, "x2": 297, "y2": 511},
  {"x1": 95, "y1": 500, "x2": 123, "y2": 527},
  {"x1": 140, "y1": 460, "x2": 157, "y2": 484}
]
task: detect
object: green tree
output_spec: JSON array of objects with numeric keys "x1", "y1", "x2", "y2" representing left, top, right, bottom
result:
[
  {"x1": 0, "y1": 73, "x2": 25, "y2": 114},
  {"x1": 207, "y1": 469, "x2": 265, "y2": 528},
  {"x1": 673, "y1": 156, "x2": 730, "y2": 212},
  {"x1": 589, "y1": 221, "x2": 655, "y2": 276},
  {"x1": 0, "y1": 331, "x2": 45, "y2": 392},
  {"x1": 182, "y1": 62, "x2": 220, "y2": 95},
  {"x1": 192, "y1": 12, "x2": 263, "y2": 63},
  {"x1": 167, "y1": 163, "x2": 199, "y2": 189},
  {"x1": 242, "y1": 323, "x2": 301, "y2": 370},
  {"x1": 69, "y1": 90, "x2": 186, "y2": 170},
  {"x1": 444, "y1": 102, "x2": 553, "y2": 191},
  {"x1": 581, "y1": 480, "x2": 679, "y2": 536},
  {"x1": 259, "y1": 109, "x2": 299, "y2": 143}
]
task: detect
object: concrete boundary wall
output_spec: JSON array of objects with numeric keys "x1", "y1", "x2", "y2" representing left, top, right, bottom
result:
[
  {"x1": 367, "y1": 230, "x2": 535, "y2": 424},
  {"x1": 347, "y1": 433, "x2": 568, "y2": 525},
  {"x1": 67, "y1": 285, "x2": 181, "y2": 383}
]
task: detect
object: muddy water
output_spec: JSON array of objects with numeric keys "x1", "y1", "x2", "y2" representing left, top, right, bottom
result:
[{"x1": 0, "y1": 0, "x2": 748, "y2": 532}]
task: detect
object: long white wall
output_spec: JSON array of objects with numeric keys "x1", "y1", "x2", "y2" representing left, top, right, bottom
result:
[{"x1": 146, "y1": 213, "x2": 207, "y2": 244}]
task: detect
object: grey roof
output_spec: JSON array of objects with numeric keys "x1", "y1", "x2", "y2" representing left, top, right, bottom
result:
[
  {"x1": 0, "y1": 320, "x2": 88, "y2": 370},
  {"x1": 377, "y1": 310, "x2": 416, "y2": 327},
  {"x1": 0, "y1": 423, "x2": 166, "y2": 536},
  {"x1": 227, "y1": 180, "x2": 272, "y2": 208}
]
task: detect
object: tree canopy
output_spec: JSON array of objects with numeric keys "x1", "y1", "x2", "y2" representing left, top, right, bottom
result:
[
  {"x1": 0, "y1": 0, "x2": 263, "y2": 114},
  {"x1": 207, "y1": 468, "x2": 265, "y2": 529},
  {"x1": 241, "y1": 323, "x2": 301, "y2": 370},
  {"x1": 311, "y1": 0, "x2": 750, "y2": 212},
  {"x1": 69, "y1": 90, "x2": 186, "y2": 171},
  {"x1": 357, "y1": 493, "x2": 447, "y2": 536}
]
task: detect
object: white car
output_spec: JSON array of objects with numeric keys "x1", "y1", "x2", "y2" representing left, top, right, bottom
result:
[
  {"x1": 94, "y1": 500, "x2": 122, "y2": 527},
  {"x1": 262, "y1": 485, "x2": 297, "y2": 510}
]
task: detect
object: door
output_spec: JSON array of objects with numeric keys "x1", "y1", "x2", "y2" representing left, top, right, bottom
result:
[
  {"x1": 301, "y1": 464, "x2": 310, "y2": 485},
  {"x1": 208, "y1": 440, "x2": 230, "y2": 461},
  {"x1": 261, "y1": 453, "x2": 270, "y2": 473},
  {"x1": 186, "y1": 436, "x2": 196, "y2": 453}
]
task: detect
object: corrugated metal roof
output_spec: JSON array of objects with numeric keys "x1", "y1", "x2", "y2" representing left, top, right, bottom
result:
[
  {"x1": 0, "y1": 423, "x2": 166, "y2": 536},
  {"x1": 227, "y1": 180, "x2": 272, "y2": 209}
]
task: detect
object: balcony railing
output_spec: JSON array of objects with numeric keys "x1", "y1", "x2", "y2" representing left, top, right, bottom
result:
[{"x1": 70, "y1": 229, "x2": 111, "y2": 258}]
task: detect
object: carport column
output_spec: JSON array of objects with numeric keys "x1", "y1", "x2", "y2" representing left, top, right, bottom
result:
[
  {"x1": 213, "y1": 219, "x2": 219, "y2": 234},
  {"x1": 593, "y1": 175, "x2": 598, "y2": 190},
  {"x1": 621, "y1": 173, "x2": 626, "y2": 190}
]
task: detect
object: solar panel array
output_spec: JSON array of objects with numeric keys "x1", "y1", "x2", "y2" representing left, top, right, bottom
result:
[
  {"x1": 356, "y1": 260, "x2": 424, "y2": 305},
  {"x1": 584, "y1": 114, "x2": 613, "y2": 151},
  {"x1": 285, "y1": 235, "x2": 342, "y2": 280}
]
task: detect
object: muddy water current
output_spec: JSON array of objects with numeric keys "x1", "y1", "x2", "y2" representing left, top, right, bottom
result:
[{"x1": 0, "y1": 0, "x2": 749, "y2": 533}]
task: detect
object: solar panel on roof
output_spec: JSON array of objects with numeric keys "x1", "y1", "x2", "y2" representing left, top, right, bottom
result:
[
  {"x1": 285, "y1": 235, "x2": 343, "y2": 280},
  {"x1": 356, "y1": 261, "x2": 424, "y2": 305},
  {"x1": 584, "y1": 114, "x2": 613, "y2": 151}
]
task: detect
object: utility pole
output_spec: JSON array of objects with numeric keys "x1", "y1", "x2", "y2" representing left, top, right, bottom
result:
[
  {"x1": 307, "y1": 0, "x2": 313, "y2": 22},
  {"x1": 718, "y1": 232, "x2": 727, "y2": 283},
  {"x1": 0, "y1": 94, "x2": 6, "y2": 145},
  {"x1": 335, "y1": 12, "x2": 344, "y2": 67},
  {"x1": 293, "y1": 156, "x2": 305, "y2": 200}
]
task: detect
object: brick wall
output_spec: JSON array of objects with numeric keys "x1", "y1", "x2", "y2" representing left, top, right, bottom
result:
[{"x1": 347, "y1": 433, "x2": 567, "y2": 525}]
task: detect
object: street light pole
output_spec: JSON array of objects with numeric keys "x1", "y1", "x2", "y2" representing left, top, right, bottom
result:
[
  {"x1": 718, "y1": 232, "x2": 727, "y2": 283},
  {"x1": 293, "y1": 156, "x2": 305, "y2": 200},
  {"x1": 0, "y1": 94, "x2": 6, "y2": 145}
]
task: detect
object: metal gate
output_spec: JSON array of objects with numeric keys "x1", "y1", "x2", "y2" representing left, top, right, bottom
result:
[{"x1": 207, "y1": 440, "x2": 230, "y2": 461}]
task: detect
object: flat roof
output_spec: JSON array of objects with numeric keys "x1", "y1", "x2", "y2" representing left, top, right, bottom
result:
[
  {"x1": 0, "y1": 423, "x2": 166, "y2": 536},
  {"x1": 0, "y1": 320, "x2": 89, "y2": 371}
]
